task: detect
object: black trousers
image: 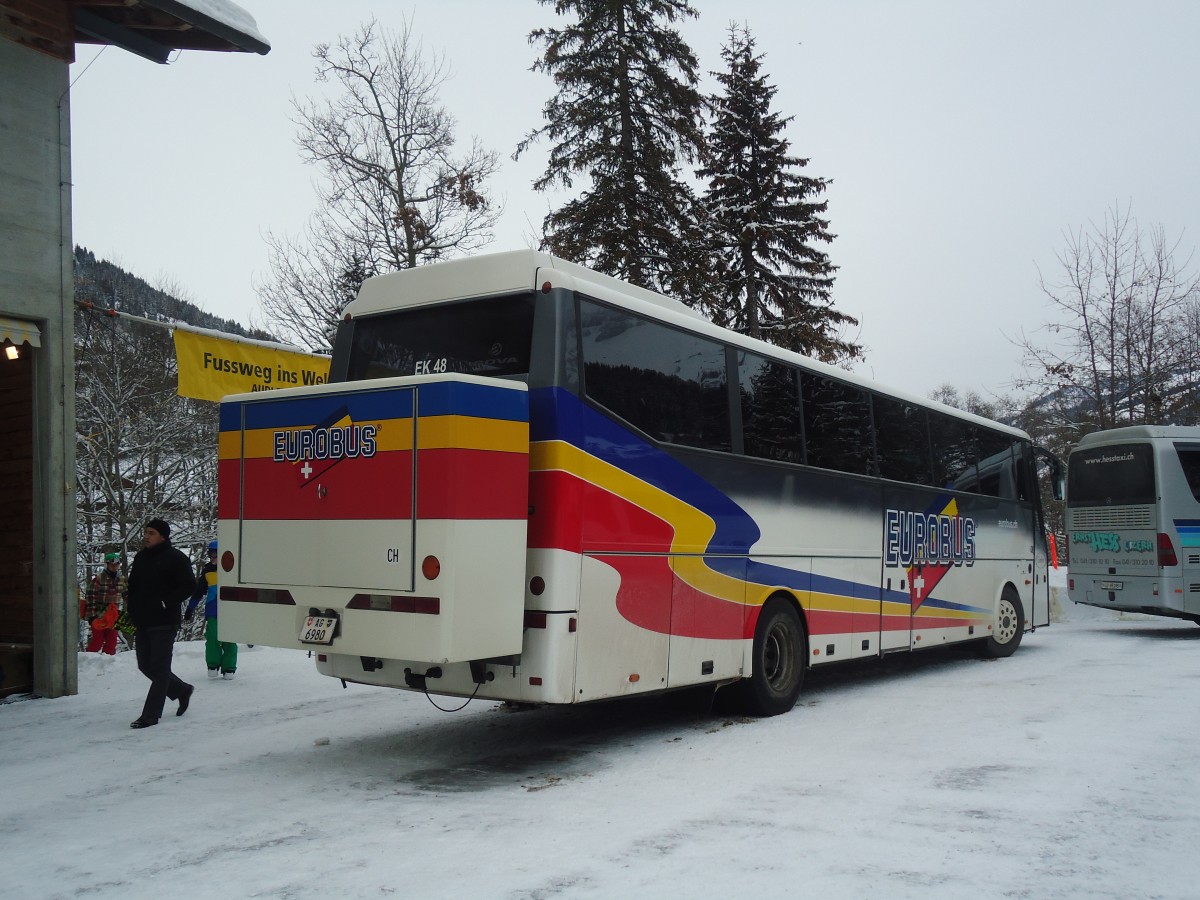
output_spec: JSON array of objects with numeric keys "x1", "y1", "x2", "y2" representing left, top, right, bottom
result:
[{"x1": 134, "y1": 625, "x2": 190, "y2": 721}]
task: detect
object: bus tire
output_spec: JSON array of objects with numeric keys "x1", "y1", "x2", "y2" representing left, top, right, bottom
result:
[
  {"x1": 981, "y1": 589, "x2": 1024, "y2": 658},
  {"x1": 738, "y1": 597, "x2": 806, "y2": 717}
]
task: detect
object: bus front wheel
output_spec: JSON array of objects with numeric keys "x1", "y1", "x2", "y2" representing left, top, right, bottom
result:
[
  {"x1": 981, "y1": 590, "x2": 1025, "y2": 658},
  {"x1": 738, "y1": 597, "x2": 806, "y2": 717}
]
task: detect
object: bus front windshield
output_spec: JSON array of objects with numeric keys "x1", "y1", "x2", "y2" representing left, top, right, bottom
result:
[
  {"x1": 1068, "y1": 443, "x2": 1156, "y2": 507},
  {"x1": 345, "y1": 293, "x2": 536, "y2": 382}
]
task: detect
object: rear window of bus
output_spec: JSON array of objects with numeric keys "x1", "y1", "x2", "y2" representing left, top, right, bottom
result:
[{"x1": 1068, "y1": 443, "x2": 1155, "y2": 507}]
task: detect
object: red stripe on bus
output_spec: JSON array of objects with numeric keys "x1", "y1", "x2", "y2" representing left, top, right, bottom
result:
[
  {"x1": 666, "y1": 572, "x2": 746, "y2": 640},
  {"x1": 416, "y1": 448, "x2": 528, "y2": 520},
  {"x1": 805, "y1": 608, "x2": 872, "y2": 637},
  {"x1": 233, "y1": 448, "x2": 526, "y2": 521},
  {"x1": 238, "y1": 451, "x2": 415, "y2": 520},
  {"x1": 608, "y1": 554, "x2": 673, "y2": 634},
  {"x1": 528, "y1": 470, "x2": 584, "y2": 552},
  {"x1": 529, "y1": 470, "x2": 678, "y2": 553},
  {"x1": 217, "y1": 458, "x2": 241, "y2": 519}
]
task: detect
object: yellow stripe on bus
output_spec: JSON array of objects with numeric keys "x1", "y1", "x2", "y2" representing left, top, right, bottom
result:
[
  {"x1": 532, "y1": 440, "x2": 750, "y2": 606},
  {"x1": 222, "y1": 414, "x2": 526, "y2": 461},
  {"x1": 228, "y1": 417, "x2": 413, "y2": 460},
  {"x1": 416, "y1": 415, "x2": 528, "y2": 452}
]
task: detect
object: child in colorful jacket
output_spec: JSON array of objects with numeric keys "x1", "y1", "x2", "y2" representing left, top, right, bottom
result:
[
  {"x1": 83, "y1": 552, "x2": 127, "y2": 655},
  {"x1": 185, "y1": 541, "x2": 237, "y2": 679}
]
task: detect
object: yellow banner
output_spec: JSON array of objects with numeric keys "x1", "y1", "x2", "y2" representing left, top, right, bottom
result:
[{"x1": 174, "y1": 328, "x2": 331, "y2": 402}]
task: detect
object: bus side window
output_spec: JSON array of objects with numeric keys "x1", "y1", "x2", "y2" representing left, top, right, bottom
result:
[
  {"x1": 975, "y1": 431, "x2": 1015, "y2": 499},
  {"x1": 931, "y1": 413, "x2": 976, "y2": 490},
  {"x1": 801, "y1": 374, "x2": 873, "y2": 476},
  {"x1": 579, "y1": 299, "x2": 731, "y2": 452},
  {"x1": 873, "y1": 395, "x2": 932, "y2": 485},
  {"x1": 738, "y1": 352, "x2": 803, "y2": 464},
  {"x1": 1174, "y1": 444, "x2": 1200, "y2": 502}
]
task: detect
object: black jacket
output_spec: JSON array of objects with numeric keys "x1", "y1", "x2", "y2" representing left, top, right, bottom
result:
[{"x1": 127, "y1": 541, "x2": 196, "y2": 630}]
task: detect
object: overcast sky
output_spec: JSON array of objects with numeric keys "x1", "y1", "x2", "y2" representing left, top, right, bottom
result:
[{"x1": 68, "y1": 0, "x2": 1200, "y2": 400}]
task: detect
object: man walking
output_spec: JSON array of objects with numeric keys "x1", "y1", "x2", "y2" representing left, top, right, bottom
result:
[{"x1": 126, "y1": 518, "x2": 195, "y2": 729}]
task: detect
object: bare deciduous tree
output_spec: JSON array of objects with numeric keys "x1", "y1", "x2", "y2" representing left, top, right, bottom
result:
[
  {"x1": 257, "y1": 18, "x2": 501, "y2": 350},
  {"x1": 928, "y1": 383, "x2": 1015, "y2": 421},
  {"x1": 75, "y1": 313, "x2": 217, "y2": 582},
  {"x1": 1016, "y1": 201, "x2": 1200, "y2": 430}
]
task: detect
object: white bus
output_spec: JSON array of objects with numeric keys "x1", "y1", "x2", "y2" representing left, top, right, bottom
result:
[
  {"x1": 217, "y1": 250, "x2": 1062, "y2": 715},
  {"x1": 1067, "y1": 425, "x2": 1200, "y2": 625}
]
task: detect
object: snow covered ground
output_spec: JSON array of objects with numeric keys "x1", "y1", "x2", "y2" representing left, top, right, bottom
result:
[{"x1": 6, "y1": 583, "x2": 1200, "y2": 899}]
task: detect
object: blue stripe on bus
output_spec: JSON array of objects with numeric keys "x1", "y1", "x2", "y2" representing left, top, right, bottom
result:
[
  {"x1": 1174, "y1": 521, "x2": 1200, "y2": 547},
  {"x1": 236, "y1": 388, "x2": 415, "y2": 430},
  {"x1": 218, "y1": 402, "x2": 242, "y2": 432},
  {"x1": 223, "y1": 381, "x2": 528, "y2": 431},
  {"x1": 416, "y1": 380, "x2": 528, "y2": 421},
  {"x1": 920, "y1": 595, "x2": 990, "y2": 614},
  {"x1": 574, "y1": 396, "x2": 763, "y2": 553}
]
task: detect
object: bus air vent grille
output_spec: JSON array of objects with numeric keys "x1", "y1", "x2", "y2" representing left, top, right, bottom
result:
[
  {"x1": 1069, "y1": 506, "x2": 1153, "y2": 529},
  {"x1": 1190, "y1": 584, "x2": 1200, "y2": 594},
  {"x1": 1189, "y1": 554, "x2": 1200, "y2": 566}
]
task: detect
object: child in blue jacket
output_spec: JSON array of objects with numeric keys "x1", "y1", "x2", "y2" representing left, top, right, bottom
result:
[{"x1": 186, "y1": 541, "x2": 237, "y2": 679}]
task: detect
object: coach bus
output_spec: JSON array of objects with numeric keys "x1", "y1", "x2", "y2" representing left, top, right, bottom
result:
[
  {"x1": 1067, "y1": 425, "x2": 1200, "y2": 625},
  {"x1": 217, "y1": 250, "x2": 1061, "y2": 715}
]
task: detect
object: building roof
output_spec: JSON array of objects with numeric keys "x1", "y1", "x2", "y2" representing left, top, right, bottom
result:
[{"x1": 0, "y1": 0, "x2": 270, "y2": 64}]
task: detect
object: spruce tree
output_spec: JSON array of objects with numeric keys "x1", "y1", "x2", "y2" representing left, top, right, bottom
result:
[
  {"x1": 701, "y1": 25, "x2": 861, "y2": 363},
  {"x1": 517, "y1": 0, "x2": 708, "y2": 297}
]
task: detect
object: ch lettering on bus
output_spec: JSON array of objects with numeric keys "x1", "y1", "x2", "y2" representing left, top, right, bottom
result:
[{"x1": 885, "y1": 508, "x2": 976, "y2": 567}]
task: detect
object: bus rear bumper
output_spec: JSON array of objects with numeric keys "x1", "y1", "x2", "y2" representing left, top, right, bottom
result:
[{"x1": 1069, "y1": 573, "x2": 1199, "y2": 619}]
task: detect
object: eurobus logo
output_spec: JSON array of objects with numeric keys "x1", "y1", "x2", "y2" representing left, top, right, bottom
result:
[
  {"x1": 272, "y1": 423, "x2": 379, "y2": 487},
  {"x1": 272, "y1": 423, "x2": 378, "y2": 464},
  {"x1": 885, "y1": 508, "x2": 976, "y2": 568}
]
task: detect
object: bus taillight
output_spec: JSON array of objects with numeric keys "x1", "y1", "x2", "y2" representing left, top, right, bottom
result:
[
  {"x1": 421, "y1": 555, "x2": 441, "y2": 580},
  {"x1": 1157, "y1": 533, "x2": 1178, "y2": 567}
]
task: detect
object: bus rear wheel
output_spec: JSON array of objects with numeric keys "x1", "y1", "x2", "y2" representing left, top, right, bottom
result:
[
  {"x1": 738, "y1": 597, "x2": 806, "y2": 717},
  {"x1": 981, "y1": 590, "x2": 1025, "y2": 658}
]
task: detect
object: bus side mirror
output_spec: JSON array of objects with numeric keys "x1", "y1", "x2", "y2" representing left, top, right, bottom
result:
[{"x1": 1035, "y1": 446, "x2": 1066, "y2": 501}]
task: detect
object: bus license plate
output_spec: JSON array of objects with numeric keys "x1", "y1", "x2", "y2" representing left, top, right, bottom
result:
[
  {"x1": 1099, "y1": 581, "x2": 1123, "y2": 591},
  {"x1": 300, "y1": 615, "x2": 338, "y2": 644}
]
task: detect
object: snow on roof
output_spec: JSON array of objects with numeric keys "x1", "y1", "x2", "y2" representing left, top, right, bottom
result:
[{"x1": 164, "y1": 0, "x2": 269, "y2": 51}]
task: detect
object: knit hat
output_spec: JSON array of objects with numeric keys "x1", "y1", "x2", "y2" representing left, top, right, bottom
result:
[
  {"x1": 145, "y1": 517, "x2": 171, "y2": 540},
  {"x1": 104, "y1": 552, "x2": 120, "y2": 563}
]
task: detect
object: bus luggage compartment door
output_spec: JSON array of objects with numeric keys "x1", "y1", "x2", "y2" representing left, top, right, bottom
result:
[{"x1": 218, "y1": 375, "x2": 530, "y2": 663}]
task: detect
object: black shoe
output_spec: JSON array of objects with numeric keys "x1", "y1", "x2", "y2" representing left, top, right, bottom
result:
[
  {"x1": 130, "y1": 717, "x2": 158, "y2": 729},
  {"x1": 176, "y1": 683, "x2": 194, "y2": 717}
]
